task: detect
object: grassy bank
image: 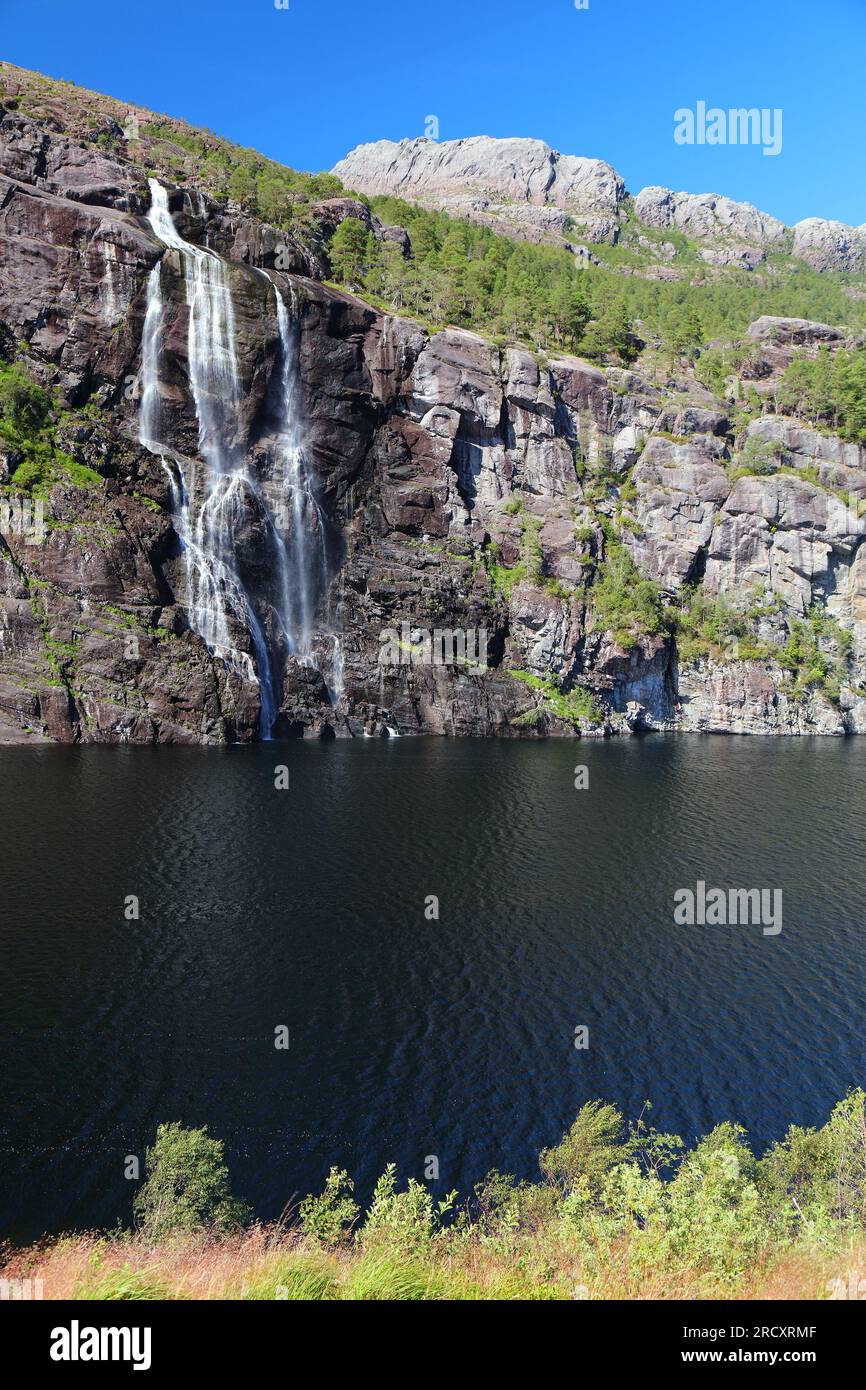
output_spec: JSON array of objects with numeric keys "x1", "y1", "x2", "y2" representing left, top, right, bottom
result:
[
  {"x1": 5, "y1": 1227, "x2": 866, "y2": 1301},
  {"x1": 4, "y1": 1094, "x2": 866, "y2": 1301}
]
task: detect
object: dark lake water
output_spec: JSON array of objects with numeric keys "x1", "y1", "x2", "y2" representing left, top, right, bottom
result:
[{"x1": 1, "y1": 735, "x2": 865, "y2": 1242}]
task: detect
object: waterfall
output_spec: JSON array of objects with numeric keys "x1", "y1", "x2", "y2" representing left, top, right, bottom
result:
[
  {"x1": 139, "y1": 180, "x2": 277, "y2": 738},
  {"x1": 328, "y1": 634, "x2": 345, "y2": 707},
  {"x1": 146, "y1": 180, "x2": 240, "y2": 474},
  {"x1": 160, "y1": 459, "x2": 265, "y2": 696},
  {"x1": 138, "y1": 179, "x2": 346, "y2": 739},
  {"x1": 272, "y1": 284, "x2": 329, "y2": 663},
  {"x1": 139, "y1": 264, "x2": 163, "y2": 451}
]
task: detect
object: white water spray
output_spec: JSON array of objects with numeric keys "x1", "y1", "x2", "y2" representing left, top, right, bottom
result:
[
  {"x1": 139, "y1": 264, "x2": 163, "y2": 452},
  {"x1": 329, "y1": 634, "x2": 345, "y2": 707}
]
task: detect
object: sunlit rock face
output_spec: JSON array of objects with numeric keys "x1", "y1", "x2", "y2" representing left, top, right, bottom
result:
[
  {"x1": 634, "y1": 186, "x2": 788, "y2": 247},
  {"x1": 332, "y1": 136, "x2": 626, "y2": 244}
]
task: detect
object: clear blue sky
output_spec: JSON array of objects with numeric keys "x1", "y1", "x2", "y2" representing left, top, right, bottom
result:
[{"x1": 3, "y1": 0, "x2": 863, "y2": 227}]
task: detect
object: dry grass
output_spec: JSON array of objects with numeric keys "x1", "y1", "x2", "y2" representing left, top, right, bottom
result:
[{"x1": 4, "y1": 1229, "x2": 865, "y2": 1301}]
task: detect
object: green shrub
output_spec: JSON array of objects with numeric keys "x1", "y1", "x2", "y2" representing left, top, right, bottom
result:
[
  {"x1": 728, "y1": 433, "x2": 784, "y2": 480},
  {"x1": 299, "y1": 1168, "x2": 359, "y2": 1246},
  {"x1": 518, "y1": 512, "x2": 544, "y2": 581},
  {"x1": 508, "y1": 668, "x2": 602, "y2": 726},
  {"x1": 488, "y1": 563, "x2": 524, "y2": 599},
  {"x1": 668, "y1": 583, "x2": 771, "y2": 664},
  {"x1": 133, "y1": 1123, "x2": 249, "y2": 1239},
  {"x1": 778, "y1": 607, "x2": 853, "y2": 703},
  {"x1": 360, "y1": 1164, "x2": 456, "y2": 1257},
  {"x1": 0, "y1": 363, "x2": 102, "y2": 497},
  {"x1": 759, "y1": 1089, "x2": 866, "y2": 1230},
  {"x1": 540, "y1": 1101, "x2": 626, "y2": 1193},
  {"x1": 0, "y1": 362, "x2": 53, "y2": 436},
  {"x1": 12, "y1": 1089, "x2": 866, "y2": 1298},
  {"x1": 590, "y1": 539, "x2": 665, "y2": 650}
]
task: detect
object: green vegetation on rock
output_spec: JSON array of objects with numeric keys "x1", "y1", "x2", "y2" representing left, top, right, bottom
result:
[
  {"x1": 0, "y1": 362, "x2": 102, "y2": 497},
  {"x1": 778, "y1": 607, "x2": 853, "y2": 704},
  {"x1": 140, "y1": 119, "x2": 344, "y2": 227},
  {"x1": 668, "y1": 583, "x2": 776, "y2": 665},
  {"x1": 509, "y1": 668, "x2": 602, "y2": 726},
  {"x1": 590, "y1": 529, "x2": 665, "y2": 650}
]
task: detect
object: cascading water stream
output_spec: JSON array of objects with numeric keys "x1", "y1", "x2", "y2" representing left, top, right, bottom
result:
[
  {"x1": 138, "y1": 179, "x2": 276, "y2": 736},
  {"x1": 138, "y1": 179, "x2": 345, "y2": 736},
  {"x1": 328, "y1": 634, "x2": 345, "y2": 708},
  {"x1": 146, "y1": 181, "x2": 241, "y2": 472},
  {"x1": 271, "y1": 284, "x2": 330, "y2": 664},
  {"x1": 138, "y1": 263, "x2": 163, "y2": 453},
  {"x1": 271, "y1": 282, "x2": 350, "y2": 708}
]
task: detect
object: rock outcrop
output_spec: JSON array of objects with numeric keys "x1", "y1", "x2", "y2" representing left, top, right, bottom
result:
[
  {"x1": 635, "y1": 194, "x2": 866, "y2": 275},
  {"x1": 746, "y1": 316, "x2": 845, "y2": 347},
  {"x1": 634, "y1": 186, "x2": 788, "y2": 248},
  {"x1": 792, "y1": 218, "x2": 866, "y2": 273},
  {"x1": 332, "y1": 136, "x2": 627, "y2": 244}
]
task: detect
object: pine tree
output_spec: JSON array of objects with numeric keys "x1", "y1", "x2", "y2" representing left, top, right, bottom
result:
[{"x1": 329, "y1": 217, "x2": 375, "y2": 290}]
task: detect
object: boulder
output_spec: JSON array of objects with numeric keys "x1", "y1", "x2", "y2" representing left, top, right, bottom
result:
[{"x1": 746, "y1": 316, "x2": 845, "y2": 347}]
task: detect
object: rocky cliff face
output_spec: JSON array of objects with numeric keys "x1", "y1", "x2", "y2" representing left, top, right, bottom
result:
[
  {"x1": 332, "y1": 136, "x2": 626, "y2": 245},
  {"x1": 1, "y1": 88, "x2": 865, "y2": 744},
  {"x1": 633, "y1": 186, "x2": 789, "y2": 269},
  {"x1": 791, "y1": 218, "x2": 866, "y2": 274}
]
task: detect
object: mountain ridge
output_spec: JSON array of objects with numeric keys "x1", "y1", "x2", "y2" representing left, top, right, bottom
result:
[{"x1": 333, "y1": 135, "x2": 866, "y2": 273}]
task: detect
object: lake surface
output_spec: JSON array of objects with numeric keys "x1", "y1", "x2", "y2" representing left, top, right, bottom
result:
[{"x1": 1, "y1": 735, "x2": 865, "y2": 1242}]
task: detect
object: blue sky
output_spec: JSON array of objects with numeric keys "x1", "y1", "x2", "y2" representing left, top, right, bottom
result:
[{"x1": 3, "y1": 0, "x2": 863, "y2": 227}]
